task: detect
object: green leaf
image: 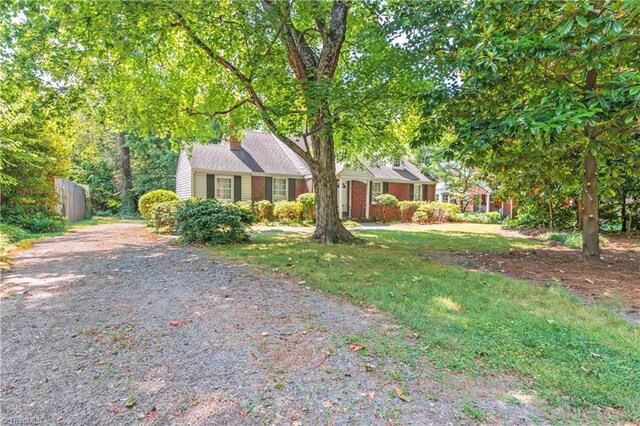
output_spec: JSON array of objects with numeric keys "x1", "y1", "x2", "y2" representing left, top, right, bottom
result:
[{"x1": 575, "y1": 16, "x2": 588, "y2": 28}]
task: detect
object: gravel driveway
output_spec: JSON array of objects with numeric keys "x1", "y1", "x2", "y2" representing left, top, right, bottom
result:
[{"x1": 1, "y1": 223, "x2": 547, "y2": 425}]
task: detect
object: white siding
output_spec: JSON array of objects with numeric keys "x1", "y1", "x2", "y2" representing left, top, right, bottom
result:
[
  {"x1": 194, "y1": 172, "x2": 207, "y2": 198},
  {"x1": 175, "y1": 152, "x2": 193, "y2": 200},
  {"x1": 241, "y1": 175, "x2": 251, "y2": 201}
]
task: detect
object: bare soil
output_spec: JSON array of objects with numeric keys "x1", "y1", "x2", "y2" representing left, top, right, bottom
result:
[
  {"x1": 440, "y1": 235, "x2": 640, "y2": 320},
  {"x1": 1, "y1": 223, "x2": 553, "y2": 425}
]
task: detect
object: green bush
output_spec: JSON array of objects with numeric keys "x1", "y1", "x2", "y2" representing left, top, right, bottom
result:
[
  {"x1": 398, "y1": 201, "x2": 423, "y2": 222},
  {"x1": 175, "y1": 198, "x2": 254, "y2": 244},
  {"x1": 1, "y1": 204, "x2": 66, "y2": 233},
  {"x1": 543, "y1": 231, "x2": 608, "y2": 249},
  {"x1": 374, "y1": 194, "x2": 399, "y2": 207},
  {"x1": 450, "y1": 211, "x2": 502, "y2": 224},
  {"x1": 23, "y1": 217, "x2": 66, "y2": 233},
  {"x1": 229, "y1": 201, "x2": 254, "y2": 215},
  {"x1": 150, "y1": 200, "x2": 182, "y2": 232},
  {"x1": 0, "y1": 223, "x2": 31, "y2": 242},
  {"x1": 412, "y1": 202, "x2": 460, "y2": 223},
  {"x1": 254, "y1": 200, "x2": 275, "y2": 222},
  {"x1": 297, "y1": 192, "x2": 316, "y2": 221},
  {"x1": 274, "y1": 201, "x2": 304, "y2": 221},
  {"x1": 138, "y1": 189, "x2": 179, "y2": 220}
]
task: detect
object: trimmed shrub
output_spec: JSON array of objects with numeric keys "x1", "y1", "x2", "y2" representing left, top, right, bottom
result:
[
  {"x1": 254, "y1": 200, "x2": 275, "y2": 222},
  {"x1": 450, "y1": 211, "x2": 502, "y2": 224},
  {"x1": 138, "y1": 190, "x2": 179, "y2": 220},
  {"x1": 150, "y1": 200, "x2": 182, "y2": 232},
  {"x1": 374, "y1": 194, "x2": 399, "y2": 220},
  {"x1": 274, "y1": 201, "x2": 304, "y2": 221},
  {"x1": 398, "y1": 201, "x2": 423, "y2": 222},
  {"x1": 297, "y1": 192, "x2": 316, "y2": 221},
  {"x1": 175, "y1": 199, "x2": 254, "y2": 244},
  {"x1": 229, "y1": 201, "x2": 254, "y2": 215},
  {"x1": 412, "y1": 202, "x2": 460, "y2": 223}
]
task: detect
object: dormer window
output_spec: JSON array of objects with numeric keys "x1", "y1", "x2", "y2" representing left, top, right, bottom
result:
[{"x1": 392, "y1": 159, "x2": 403, "y2": 169}]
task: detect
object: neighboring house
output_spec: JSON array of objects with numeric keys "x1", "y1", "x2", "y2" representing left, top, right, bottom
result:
[
  {"x1": 436, "y1": 178, "x2": 517, "y2": 218},
  {"x1": 175, "y1": 130, "x2": 435, "y2": 220}
]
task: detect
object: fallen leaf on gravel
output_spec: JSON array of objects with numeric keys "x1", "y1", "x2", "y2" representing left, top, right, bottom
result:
[
  {"x1": 261, "y1": 332, "x2": 271, "y2": 337},
  {"x1": 360, "y1": 391, "x2": 376, "y2": 399},
  {"x1": 393, "y1": 386, "x2": 410, "y2": 402},
  {"x1": 169, "y1": 320, "x2": 192, "y2": 327},
  {"x1": 585, "y1": 278, "x2": 596, "y2": 284},
  {"x1": 125, "y1": 397, "x2": 136, "y2": 408},
  {"x1": 145, "y1": 412, "x2": 158, "y2": 419},
  {"x1": 113, "y1": 407, "x2": 123, "y2": 414},
  {"x1": 322, "y1": 401, "x2": 333, "y2": 408},
  {"x1": 349, "y1": 342, "x2": 362, "y2": 352}
]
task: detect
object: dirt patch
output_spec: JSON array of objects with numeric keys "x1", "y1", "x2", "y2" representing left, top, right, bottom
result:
[
  {"x1": 437, "y1": 236, "x2": 639, "y2": 318},
  {"x1": 1, "y1": 222, "x2": 557, "y2": 425}
]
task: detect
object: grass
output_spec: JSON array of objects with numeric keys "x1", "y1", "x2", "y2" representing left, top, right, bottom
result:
[{"x1": 211, "y1": 229, "x2": 640, "y2": 421}]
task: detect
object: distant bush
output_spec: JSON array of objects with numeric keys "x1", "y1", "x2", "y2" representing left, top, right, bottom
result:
[
  {"x1": 297, "y1": 192, "x2": 316, "y2": 221},
  {"x1": 274, "y1": 201, "x2": 304, "y2": 221},
  {"x1": 450, "y1": 211, "x2": 501, "y2": 224},
  {"x1": 229, "y1": 201, "x2": 254, "y2": 215},
  {"x1": 254, "y1": 200, "x2": 275, "y2": 222},
  {"x1": 543, "y1": 231, "x2": 608, "y2": 249},
  {"x1": 175, "y1": 199, "x2": 254, "y2": 244},
  {"x1": 411, "y1": 202, "x2": 460, "y2": 223},
  {"x1": 138, "y1": 190, "x2": 178, "y2": 220},
  {"x1": 150, "y1": 200, "x2": 182, "y2": 232}
]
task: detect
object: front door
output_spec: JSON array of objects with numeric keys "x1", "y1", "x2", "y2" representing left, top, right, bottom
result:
[{"x1": 340, "y1": 181, "x2": 349, "y2": 218}]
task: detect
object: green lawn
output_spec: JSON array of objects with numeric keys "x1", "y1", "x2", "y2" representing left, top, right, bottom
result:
[{"x1": 212, "y1": 229, "x2": 640, "y2": 421}]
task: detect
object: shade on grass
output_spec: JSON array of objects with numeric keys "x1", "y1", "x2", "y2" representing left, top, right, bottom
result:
[{"x1": 213, "y1": 230, "x2": 640, "y2": 420}]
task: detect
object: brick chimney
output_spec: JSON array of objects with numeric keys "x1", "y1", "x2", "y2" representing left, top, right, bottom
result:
[{"x1": 229, "y1": 134, "x2": 241, "y2": 150}]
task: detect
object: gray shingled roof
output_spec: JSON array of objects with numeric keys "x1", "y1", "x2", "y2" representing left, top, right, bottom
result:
[
  {"x1": 186, "y1": 131, "x2": 432, "y2": 183},
  {"x1": 187, "y1": 131, "x2": 304, "y2": 176}
]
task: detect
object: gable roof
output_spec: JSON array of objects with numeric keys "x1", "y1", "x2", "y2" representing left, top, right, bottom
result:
[
  {"x1": 184, "y1": 130, "x2": 432, "y2": 183},
  {"x1": 186, "y1": 131, "x2": 305, "y2": 176}
]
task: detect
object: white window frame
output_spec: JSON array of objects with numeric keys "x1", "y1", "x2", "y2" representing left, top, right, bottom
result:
[
  {"x1": 441, "y1": 193, "x2": 450, "y2": 203},
  {"x1": 371, "y1": 181, "x2": 383, "y2": 203},
  {"x1": 215, "y1": 176, "x2": 233, "y2": 201},
  {"x1": 392, "y1": 159, "x2": 403, "y2": 169},
  {"x1": 272, "y1": 177, "x2": 288, "y2": 202},
  {"x1": 413, "y1": 184, "x2": 423, "y2": 201}
]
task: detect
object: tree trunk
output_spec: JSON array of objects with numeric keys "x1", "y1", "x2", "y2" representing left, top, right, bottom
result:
[
  {"x1": 577, "y1": 198, "x2": 584, "y2": 230},
  {"x1": 548, "y1": 201, "x2": 554, "y2": 230},
  {"x1": 582, "y1": 150, "x2": 600, "y2": 260},
  {"x1": 309, "y1": 134, "x2": 356, "y2": 244},
  {"x1": 621, "y1": 194, "x2": 627, "y2": 233},
  {"x1": 118, "y1": 131, "x2": 135, "y2": 214}
]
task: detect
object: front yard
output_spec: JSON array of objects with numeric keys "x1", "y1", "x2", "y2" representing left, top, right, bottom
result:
[{"x1": 212, "y1": 227, "x2": 640, "y2": 422}]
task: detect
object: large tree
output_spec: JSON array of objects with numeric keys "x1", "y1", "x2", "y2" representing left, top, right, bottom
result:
[
  {"x1": 3, "y1": 0, "x2": 423, "y2": 243},
  {"x1": 402, "y1": 0, "x2": 639, "y2": 259}
]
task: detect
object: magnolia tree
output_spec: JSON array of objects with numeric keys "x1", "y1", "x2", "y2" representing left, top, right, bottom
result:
[
  {"x1": 400, "y1": 0, "x2": 640, "y2": 260},
  {"x1": 2, "y1": 0, "x2": 428, "y2": 243}
]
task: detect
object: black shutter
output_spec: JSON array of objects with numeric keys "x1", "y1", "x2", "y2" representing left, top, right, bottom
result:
[
  {"x1": 409, "y1": 184, "x2": 414, "y2": 201},
  {"x1": 265, "y1": 177, "x2": 273, "y2": 201},
  {"x1": 383, "y1": 182, "x2": 389, "y2": 194},
  {"x1": 234, "y1": 176, "x2": 242, "y2": 201},
  {"x1": 206, "y1": 174, "x2": 215, "y2": 199},
  {"x1": 422, "y1": 184, "x2": 428, "y2": 201},
  {"x1": 369, "y1": 182, "x2": 373, "y2": 202},
  {"x1": 288, "y1": 178, "x2": 296, "y2": 201}
]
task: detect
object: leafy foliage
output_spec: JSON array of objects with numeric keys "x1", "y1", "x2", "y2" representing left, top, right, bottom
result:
[
  {"x1": 296, "y1": 193, "x2": 316, "y2": 221},
  {"x1": 254, "y1": 201, "x2": 275, "y2": 223},
  {"x1": 150, "y1": 200, "x2": 182, "y2": 233},
  {"x1": 411, "y1": 202, "x2": 460, "y2": 223},
  {"x1": 273, "y1": 201, "x2": 304, "y2": 222},
  {"x1": 174, "y1": 199, "x2": 253, "y2": 244},
  {"x1": 450, "y1": 211, "x2": 502, "y2": 224},
  {"x1": 138, "y1": 190, "x2": 179, "y2": 221}
]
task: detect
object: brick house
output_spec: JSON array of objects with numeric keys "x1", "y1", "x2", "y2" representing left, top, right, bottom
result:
[
  {"x1": 436, "y1": 180, "x2": 517, "y2": 218},
  {"x1": 175, "y1": 131, "x2": 435, "y2": 220}
]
